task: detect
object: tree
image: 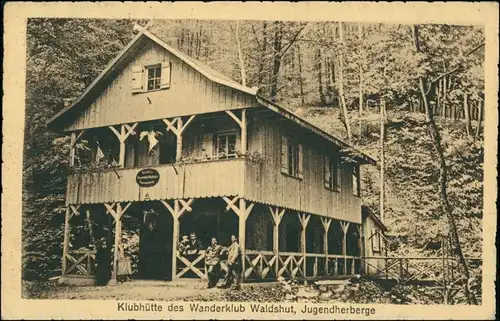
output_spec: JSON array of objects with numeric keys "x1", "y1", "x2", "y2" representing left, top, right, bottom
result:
[{"x1": 411, "y1": 24, "x2": 480, "y2": 305}]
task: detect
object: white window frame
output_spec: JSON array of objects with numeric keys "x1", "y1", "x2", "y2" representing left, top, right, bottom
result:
[
  {"x1": 145, "y1": 64, "x2": 162, "y2": 91},
  {"x1": 214, "y1": 131, "x2": 238, "y2": 159}
]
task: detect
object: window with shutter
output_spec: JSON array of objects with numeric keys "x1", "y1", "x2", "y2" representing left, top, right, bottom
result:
[
  {"x1": 159, "y1": 61, "x2": 171, "y2": 89},
  {"x1": 352, "y1": 164, "x2": 360, "y2": 196},
  {"x1": 281, "y1": 136, "x2": 288, "y2": 174},
  {"x1": 281, "y1": 135, "x2": 302, "y2": 179},
  {"x1": 297, "y1": 144, "x2": 303, "y2": 179},
  {"x1": 146, "y1": 65, "x2": 162, "y2": 91},
  {"x1": 324, "y1": 155, "x2": 341, "y2": 191},
  {"x1": 131, "y1": 66, "x2": 144, "y2": 93},
  {"x1": 372, "y1": 229, "x2": 380, "y2": 252},
  {"x1": 336, "y1": 161, "x2": 342, "y2": 192},
  {"x1": 324, "y1": 156, "x2": 331, "y2": 188}
]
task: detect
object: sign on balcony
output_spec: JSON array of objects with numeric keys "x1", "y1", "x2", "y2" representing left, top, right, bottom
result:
[{"x1": 136, "y1": 168, "x2": 160, "y2": 187}]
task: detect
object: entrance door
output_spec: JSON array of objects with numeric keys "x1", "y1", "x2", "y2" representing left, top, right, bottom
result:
[{"x1": 138, "y1": 206, "x2": 173, "y2": 280}]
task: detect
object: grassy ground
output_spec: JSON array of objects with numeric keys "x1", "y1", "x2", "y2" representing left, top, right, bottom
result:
[{"x1": 22, "y1": 278, "x2": 471, "y2": 305}]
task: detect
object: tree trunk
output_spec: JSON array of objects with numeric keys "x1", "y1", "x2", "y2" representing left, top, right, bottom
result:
[
  {"x1": 258, "y1": 21, "x2": 267, "y2": 85},
  {"x1": 297, "y1": 43, "x2": 305, "y2": 105},
  {"x1": 235, "y1": 21, "x2": 247, "y2": 87},
  {"x1": 412, "y1": 24, "x2": 477, "y2": 305},
  {"x1": 437, "y1": 79, "x2": 442, "y2": 115},
  {"x1": 270, "y1": 21, "x2": 283, "y2": 101},
  {"x1": 338, "y1": 21, "x2": 352, "y2": 143},
  {"x1": 358, "y1": 23, "x2": 364, "y2": 137},
  {"x1": 316, "y1": 48, "x2": 326, "y2": 106},
  {"x1": 475, "y1": 99, "x2": 483, "y2": 138},
  {"x1": 380, "y1": 98, "x2": 386, "y2": 222},
  {"x1": 464, "y1": 93, "x2": 472, "y2": 137},
  {"x1": 442, "y1": 76, "x2": 448, "y2": 117}
]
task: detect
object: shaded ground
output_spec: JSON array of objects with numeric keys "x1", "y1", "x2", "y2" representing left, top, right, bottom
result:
[
  {"x1": 23, "y1": 278, "x2": 474, "y2": 305},
  {"x1": 23, "y1": 279, "x2": 223, "y2": 301}
]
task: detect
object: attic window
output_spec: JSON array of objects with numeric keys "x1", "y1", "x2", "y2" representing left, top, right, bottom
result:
[
  {"x1": 147, "y1": 65, "x2": 162, "y2": 90},
  {"x1": 131, "y1": 61, "x2": 171, "y2": 94}
]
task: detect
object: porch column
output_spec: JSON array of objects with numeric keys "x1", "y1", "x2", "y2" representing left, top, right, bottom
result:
[
  {"x1": 62, "y1": 205, "x2": 80, "y2": 275},
  {"x1": 321, "y1": 217, "x2": 332, "y2": 276},
  {"x1": 104, "y1": 202, "x2": 132, "y2": 283},
  {"x1": 69, "y1": 130, "x2": 85, "y2": 167},
  {"x1": 109, "y1": 123, "x2": 138, "y2": 168},
  {"x1": 225, "y1": 109, "x2": 247, "y2": 153},
  {"x1": 161, "y1": 198, "x2": 194, "y2": 280},
  {"x1": 340, "y1": 221, "x2": 350, "y2": 275},
  {"x1": 223, "y1": 196, "x2": 254, "y2": 280},
  {"x1": 357, "y1": 224, "x2": 364, "y2": 274},
  {"x1": 268, "y1": 206, "x2": 285, "y2": 277},
  {"x1": 298, "y1": 213, "x2": 311, "y2": 277},
  {"x1": 163, "y1": 115, "x2": 196, "y2": 162}
]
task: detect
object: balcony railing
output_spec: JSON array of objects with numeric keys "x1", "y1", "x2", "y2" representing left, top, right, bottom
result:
[{"x1": 66, "y1": 158, "x2": 245, "y2": 204}]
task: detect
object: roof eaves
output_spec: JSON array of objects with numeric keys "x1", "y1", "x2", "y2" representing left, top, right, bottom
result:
[
  {"x1": 255, "y1": 94, "x2": 376, "y2": 165},
  {"x1": 46, "y1": 29, "x2": 148, "y2": 130},
  {"x1": 142, "y1": 30, "x2": 258, "y2": 96},
  {"x1": 362, "y1": 205, "x2": 389, "y2": 232}
]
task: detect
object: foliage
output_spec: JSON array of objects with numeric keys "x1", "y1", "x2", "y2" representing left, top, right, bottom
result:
[{"x1": 23, "y1": 18, "x2": 137, "y2": 280}]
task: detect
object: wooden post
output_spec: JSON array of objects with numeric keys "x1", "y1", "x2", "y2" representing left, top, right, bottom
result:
[
  {"x1": 241, "y1": 109, "x2": 247, "y2": 153},
  {"x1": 269, "y1": 206, "x2": 285, "y2": 278},
  {"x1": 69, "y1": 132, "x2": 76, "y2": 167},
  {"x1": 298, "y1": 213, "x2": 310, "y2": 277},
  {"x1": 111, "y1": 203, "x2": 122, "y2": 281},
  {"x1": 172, "y1": 201, "x2": 181, "y2": 280},
  {"x1": 239, "y1": 198, "x2": 253, "y2": 277},
  {"x1": 340, "y1": 221, "x2": 350, "y2": 275},
  {"x1": 321, "y1": 218, "x2": 332, "y2": 275},
  {"x1": 68, "y1": 130, "x2": 85, "y2": 167},
  {"x1": 62, "y1": 207, "x2": 71, "y2": 275},
  {"x1": 176, "y1": 118, "x2": 183, "y2": 161},
  {"x1": 225, "y1": 110, "x2": 247, "y2": 154},
  {"x1": 357, "y1": 224, "x2": 364, "y2": 274},
  {"x1": 104, "y1": 202, "x2": 131, "y2": 283},
  {"x1": 109, "y1": 123, "x2": 137, "y2": 168},
  {"x1": 162, "y1": 199, "x2": 194, "y2": 281},
  {"x1": 223, "y1": 196, "x2": 253, "y2": 281},
  {"x1": 162, "y1": 116, "x2": 195, "y2": 162}
]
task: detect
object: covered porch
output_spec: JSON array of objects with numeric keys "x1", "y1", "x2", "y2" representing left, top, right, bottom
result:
[{"x1": 59, "y1": 197, "x2": 363, "y2": 285}]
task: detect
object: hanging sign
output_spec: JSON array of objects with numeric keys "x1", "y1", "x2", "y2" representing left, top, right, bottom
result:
[{"x1": 136, "y1": 169, "x2": 160, "y2": 187}]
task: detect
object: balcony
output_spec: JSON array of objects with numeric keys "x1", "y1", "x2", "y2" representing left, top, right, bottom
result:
[{"x1": 66, "y1": 158, "x2": 245, "y2": 205}]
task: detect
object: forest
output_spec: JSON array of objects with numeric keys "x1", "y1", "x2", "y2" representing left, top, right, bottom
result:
[{"x1": 23, "y1": 19, "x2": 484, "y2": 303}]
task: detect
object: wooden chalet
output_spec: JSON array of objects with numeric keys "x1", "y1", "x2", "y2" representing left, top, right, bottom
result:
[{"x1": 48, "y1": 26, "x2": 387, "y2": 285}]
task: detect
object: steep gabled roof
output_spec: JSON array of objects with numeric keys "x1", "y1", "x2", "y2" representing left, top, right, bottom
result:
[{"x1": 47, "y1": 28, "x2": 375, "y2": 165}]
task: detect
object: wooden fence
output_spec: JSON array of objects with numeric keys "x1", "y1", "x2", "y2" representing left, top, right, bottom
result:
[
  {"x1": 361, "y1": 256, "x2": 482, "y2": 304},
  {"x1": 65, "y1": 249, "x2": 96, "y2": 276}
]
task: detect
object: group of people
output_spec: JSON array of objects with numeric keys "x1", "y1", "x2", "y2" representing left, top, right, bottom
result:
[
  {"x1": 177, "y1": 233, "x2": 242, "y2": 290},
  {"x1": 177, "y1": 232, "x2": 203, "y2": 257}
]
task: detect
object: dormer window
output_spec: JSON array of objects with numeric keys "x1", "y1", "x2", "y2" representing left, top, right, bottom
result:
[{"x1": 147, "y1": 65, "x2": 162, "y2": 91}]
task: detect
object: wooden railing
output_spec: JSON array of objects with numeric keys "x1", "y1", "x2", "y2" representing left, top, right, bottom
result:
[
  {"x1": 243, "y1": 250, "x2": 362, "y2": 281},
  {"x1": 244, "y1": 250, "x2": 278, "y2": 280},
  {"x1": 176, "y1": 251, "x2": 207, "y2": 280},
  {"x1": 65, "y1": 250, "x2": 96, "y2": 276},
  {"x1": 67, "y1": 158, "x2": 245, "y2": 204},
  {"x1": 361, "y1": 256, "x2": 482, "y2": 304}
]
